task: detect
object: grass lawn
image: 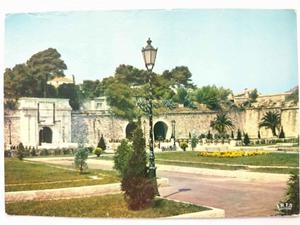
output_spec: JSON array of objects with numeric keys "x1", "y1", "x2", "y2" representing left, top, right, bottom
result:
[
  {"x1": 155, "y1": 151, "x2": 299, "y2": 167},
  {"x1": 5, "y1": 193, "x2": 209, "y2": 218},
  {"x1": 5, "y1": 158, "x2": 119, "y2": 192},
  {"x1": 155, "y1": 151, "x2": 299, "y2": 174}
]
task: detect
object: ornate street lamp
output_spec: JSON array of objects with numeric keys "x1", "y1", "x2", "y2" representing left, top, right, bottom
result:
[
  {"x1": 142, "y1": 38, "x2": 159, "y2": 194},
  {"x1": 171, "y1": 120, "x2": 176, "y2": 150}
]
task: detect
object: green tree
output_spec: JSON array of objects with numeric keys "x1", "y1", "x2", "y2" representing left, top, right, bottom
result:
[
  {"x1": 259, "y1": 111, "x2": 281, "y2": 136},
  {"x1": 210, "y1": 112, "x2": 234, "y2": 137},
  {"x1": 162, "y1": 66, "x2": 194, "y2": 88},
  {"x1": 191, "y1": 135, "x2": 199, "y2": 150},
  {"x1": 17, "y1": 142, "x2": 25, "y2": 160},
  {"x1": 121, "y1": 127, "x2": 156, "y2": 210},
  {"x1": 93, "y1": 147, "x2": 102, "y2": 157},
  {"x1": 97, "y1": 135, "x2": 106, "y2": 151},
  {"x1": 80, "y1": 80, "x2": 104, "y2": 98},
  {"x1": 243, "y1": 133, "x2": 250, "y2": 146},
  {"x1": 57, "y1": 83, "x2": 81, "y2": 110},
  {"x1": 249, "y1": 89, "x2": 258, "y2": 102},
  {"x1": 4, "y1": 48, "x2": 67, "y2": 99},
  {"x1": 74, "y1": 148, "x2": 88, "y2": 174},
  {"x1": 206, "y1": 130, "x2": 213, "y2": 140},
  {"x1": 26, "y1": 48, "x2": 67, "y2": 97},
  {"x1": 279, "y1": 127, "x2": 285, "y2": 139},
  {"x1": 113, "y1": 140, "x2": 132, "y2": 177},
  {"x1": 236, "y1": 129, "x2": 242, "y2": 140},
  {"x1": 284, "y1": 173, "x2": 299, "y2": 215},
  {"x1": 180, "y1": 141, "x2": 188, "y2": 151},
  {"x1": 194, "y1": 85, "x2": 232, "y2": 110}
]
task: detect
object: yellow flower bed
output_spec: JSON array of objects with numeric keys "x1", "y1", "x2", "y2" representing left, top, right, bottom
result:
[{"x1": 198, "y1": 150, "x2": 270, "y2": 158}]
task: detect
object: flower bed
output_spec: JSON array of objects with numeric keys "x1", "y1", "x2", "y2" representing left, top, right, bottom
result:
[{"x1": 198, "y1": 150, "x2": 270, "y2": 158}]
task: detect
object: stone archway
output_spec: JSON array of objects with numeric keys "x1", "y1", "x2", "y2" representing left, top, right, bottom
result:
[
  {"x1": 39, "y1": 127, "x2": 52, "y2": 145},
  {"x1": 154, "y1": 121, "x2": 168, "y2": 140},
  {"x1": 125, "y1": 122, "x2": 138, "y2": 140}
]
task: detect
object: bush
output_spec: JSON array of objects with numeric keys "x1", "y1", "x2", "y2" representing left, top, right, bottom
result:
[
  {"x1": 278, "y1": 173, "x2": 299, "y2": 215},
  {"x1": 17, "y1": 142, "x2": 25, "y2": 160},
  {"x1": 97, "y1": 135, "x2": 106, "y2": 151},
  {"x1": 243, "y1": 133, "x2": 250, "y2": 146},
  {"x1": 121, "y1": 127, "x2": 155, "y2": 210},
  {"x1": 279, "y1": 127, "x2": 285, "y2": 139},
  {"x1": 180, "y1": 142, "x2": 188, "y2": 151},
  {"x1": 93, "y1": 147, "x2": 102, "y2": 157},
  {"x1": 39, "y1": 149, "x2": 49, "y2": 156},
  {"x1": 30, "y1": 148, "x2": 37, "y2": 157},
  {"x1": 191, "y1": 135, "x2": 198, "y2": 150},
  {"x1": 74, "y1": 148, "x2": 88, "y2": 174},
  {"x1": 113, "y1": 140, "x2": 132, "y2": 177},
  {"x1": 236, "y1": 129, "x2": 242, "y2": 140},
  {"x1": 206, "y1": 131, "x2": 212, "y2": 140}
]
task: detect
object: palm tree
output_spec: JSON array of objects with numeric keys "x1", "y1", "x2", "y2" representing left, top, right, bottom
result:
[
  {"x1": 259, "y1": 111, "x2": 281, "y2": 136},
  {"x1": 210, "y1": 112, "x2": 234, "y2": 137}
]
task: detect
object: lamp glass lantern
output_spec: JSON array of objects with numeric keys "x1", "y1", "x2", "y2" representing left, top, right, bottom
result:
[{"x1": 142, "y1": 38, "x2": 158, "y2": 71}]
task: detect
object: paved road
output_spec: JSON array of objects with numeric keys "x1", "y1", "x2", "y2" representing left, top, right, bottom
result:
[
  {"x1": 26, "y1": 157, "x2": 288, "y2": 218},
  {"x1": 157, "y1": 170, "x2": 286, "y2": 218}
]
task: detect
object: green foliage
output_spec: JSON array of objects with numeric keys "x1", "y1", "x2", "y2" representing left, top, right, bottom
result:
[
  {"x1": 193, "y1": 85, "x2": 232, "y2": 110},
  {"x1": 180, "y1": 142, "x2": 188, "y2": 151},
  {"x1": 284, "y1": 173, "x2": 299, "y2": 215},
  {"x1": 4, "y1": 48, "x2": 67, "y2": 99},
  {"x1": 121, "y1": 127, "x2": 156, "y2": 210},
  {"x1": 80, "y1": 80, "x2": 104, "y2": 98},
  {"x1": 210, "y1": 112, "x2": 234, "y2": 136},
  {"x1": 206, "y1": 130, "x2": 213, "y2": 140},
  {"x1": 285, "y1": 87, "x2": 299, "y2": 104},
  {"x1": 231, "y1": 130, "x2": 234, "y2": 139},
  {"x1": 93, "y1": 147, "x2": 103, "y2": 157},
  {"x1": 162, "y1": 66, "x2": 194, "y2": 88},
  {"x1": 236, "y1": 129, "x2": 242, "y2": 140},
  {"x1": 258, "y1": 130, "x2": 261, "y2": 139},
  {"x1": 259, "y1": 111, "x2": 281, "y2": 136},
  {"x1": 243, "y1": 133, "x2": 250, "y2": 146},
  {"x1": 249, "y1": 89, "x2": 258, "y2": 102},
  {"x1": 191, "y1": 135, "x2": 199, "y2": 150},
  {"x1": 74, "y1": 148, "x2": 88, "y2": 174},
  {"x1": 17, "y1": 142, "x2": 25, "y2": 160},
  {"x1": 57, "y1": 83, "x2": 81, "y2": 110},
  {"x1": 97, "y1": 135, "x2": 106, "y2": 151},
  {"x1": 172, "y1": 88, "x2": 196, "y2": 109},
  {"x1": 113, "y1": 140, "x2": 133, "y2": 177},
  {"x1": 279, "y1": 127, "x2": 285, "y2": 139}
]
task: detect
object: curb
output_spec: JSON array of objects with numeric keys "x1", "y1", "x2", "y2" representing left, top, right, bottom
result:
[{"x1": 5, "y1": 178, "x2": 169, "y2": 203}]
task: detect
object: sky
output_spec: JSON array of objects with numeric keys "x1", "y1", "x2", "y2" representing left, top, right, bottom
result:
[{"x1": 4, "y1": 9, "x2": 298, "y2": 94}]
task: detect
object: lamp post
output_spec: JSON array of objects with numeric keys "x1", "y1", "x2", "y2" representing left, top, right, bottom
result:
[
  {"x1": 142, "y1": 38, "x2": 158, "y2": 193},
  {"x1": 8, "y1": 119, "x2": 12, "y2": 145},
  {"x1": 171, "y1": 120, "x2": 176, "y2": 150}
]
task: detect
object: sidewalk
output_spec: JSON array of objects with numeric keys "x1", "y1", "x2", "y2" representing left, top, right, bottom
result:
[{"x1": 26, "y1": 157, "x2": 289, "y2": 182}]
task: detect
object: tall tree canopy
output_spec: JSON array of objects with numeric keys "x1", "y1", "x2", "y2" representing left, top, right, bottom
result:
[
  {"x1": 162, "y1": 66, "x2": 194, "y2": 88},
  {"x1": 4, "y1": 48, "x2": 67, "y2": 99},
  {"x1": 193, "y1": 85, "x2": 232, "y2": 110}
]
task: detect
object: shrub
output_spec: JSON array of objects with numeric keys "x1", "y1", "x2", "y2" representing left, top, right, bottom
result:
[
  {"x1": 93, "y1": 147, "x2": 102, "y2": 157},
  {"x1": 206, "y1": 130, "x2": 213, "y2": 140},
  {"x1": 278, "y1": 173, "x2": 299, "y2": 215},
  {"x1": 258, "y1": 130, "x2": 261, "y2": 139},
  {"x1": 30, "y1": 147, "x2": 37, "y2": 157},
  {"x1": 17, "y1": 142, "x2": 25, "y2": 160},
  {"x1": 97, "y1": 135, "x2": 106, "y2": 151},
  {"x1": 236, "y1": 129, "x2": 242, "y2": 140},
  {"x1": 231, "y1": 130, "x2": 234, "y2": 139},
  {"x1": 180, "y1": 141, "x2": 188, "y2": 151},
  {"x1": 243, "y1": 133, "x2": 250, "y2": 146},
  {"x1": 113, "y1": 140, "x2": 132, "y2": 177},
  {"x1": 121, "y1": 127, "x2": 155, "y2": 210},
  {"x1": 191, "y1": 135, "x2": 198, "y2": 150},
  {"x1": 279, "y1": 127, "x2": 285, "y2": 139},
  {"x1": 74, "y1": 148, "x2": 88, "y2": 174}
]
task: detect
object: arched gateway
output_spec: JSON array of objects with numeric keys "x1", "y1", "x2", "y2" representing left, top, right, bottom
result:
[
  {"x1": 154, "y1": 121, "x2": 168, "y2": 140},
  {"x1": 39, "y1": 127, "x2": 52, "y2": 145}
]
